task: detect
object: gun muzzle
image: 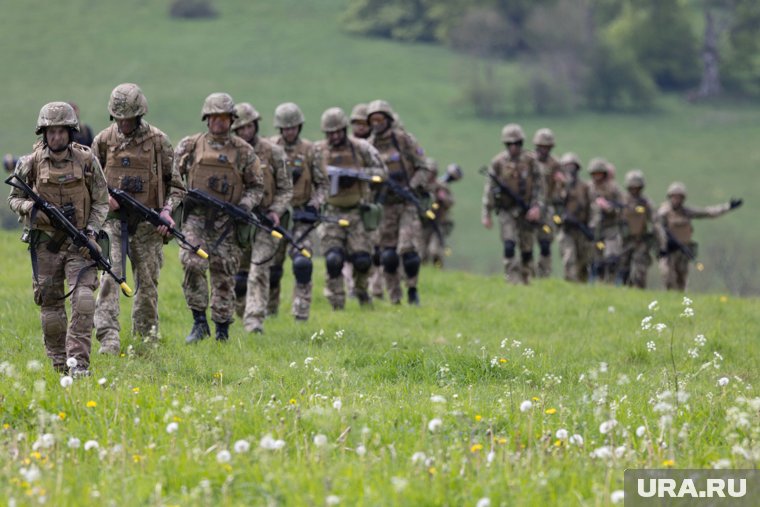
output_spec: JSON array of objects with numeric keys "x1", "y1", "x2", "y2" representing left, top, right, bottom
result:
[
  {"x1": 552, "y1": 214, "x2": 562, "y2": 225},
  {"x1": 300, "y1": 249, "x2": 312, "y2": 259},
  {"x1": 542, "y1": 225, "x2": 552, "y2": 234},
  {"x1": 596, "y1": 241, "x2": 605, "y2": 251},
  {"x1": 338, "y1": 219, "x2": 350, "y2": 227},
  {"x1": 432, "y1": 202, "x2": 440, "y2": 211},
  {"x1": 271, "y1": 230, "x2": 283, "y2": 240},
  {"x1": 196, "y1": 248, "x2": 209, "y2": 259},
  {"x1": 371, "y1": 176, "x2": 383, "y2": 183},
  {"x1": 425, "y1": 210, "x2": 436, "y2": 220},
  {"x1": 120, "y1": 282, "x2": 134, "y2": 297}
]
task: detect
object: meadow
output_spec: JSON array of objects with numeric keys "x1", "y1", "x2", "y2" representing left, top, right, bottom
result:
[{"x1": 1, "y1": 0, "x2": 759, "y2": 293}]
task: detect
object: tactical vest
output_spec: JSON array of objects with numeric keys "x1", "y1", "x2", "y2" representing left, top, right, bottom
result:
[
  {"x1": 325, "y1": 140, "x2": 363, "y2": 208},
  {"x1": 539, "y1": 157, "x2": 564, "y2": 206},
  {"x1": 494, "y1": 152, "x2": 533, "y2": 210},
  {"x1": 254, "y1": 137, "x2": 277, "y2": 210},
  {"x1": 187, "y1": 134, "x2": 243, "y2": 205},
  {"x1": 278, "y1": 138, "x2": 314, "y2": 208},
  {"x1": 564, "y1": 178, "x2": 590, "y2": 224},
  {"x1": 103, "y1": 125, "x2": 161, "y2": 208},
  {"x1": 664, "y1": 207, "x2": 692, "y2": 243},
  {"x1": 373, "y1": 131, "x2": 414, "y2": 203},
  {"x1": 33, "y1": 144, "x2": 92, "y2": 232},
  {"x1": 591, "y1": 181, "x2": 622, "y2": 228},
  {"x1": 623, "y1": 197, "x2": 650, "y2": 238}
]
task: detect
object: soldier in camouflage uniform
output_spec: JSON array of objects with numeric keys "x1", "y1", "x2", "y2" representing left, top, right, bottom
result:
[
  {"x1": 368, "y1": 99, "x2": 432, "y2": 305},
  {"x1": 421, "y1": 160, "x2": 459, "y2": 267},
  {"x1": 315, "y1": 107, "x2": 387, "y2": 309},
  {"x1": 92, "y1": 84, "x2": 185, "y2": 354},
  {"x1": 556, "y1": 153, "x2": 592, "y2": 283},
  {"x1": 482, "y1": 124, "x2": 545, "y2": 285},
  {"x1": 8, "y1": 102, "x2": 109, "y2": 375},
  {"x1": 267, "y1": 102, "x2": 327, "y2": 321},
  {"x1": 588, "y1": 158, "x2": 624, "y2": 284},
  {"x1": 350, "y1": 103, "x2": 371, "y2": 140},
  {"x1": 618, "y1": 170, "x2": 662, "y2": 289},
  {"x1": 656, "y1": 182, "x2": 742, "y2": 291},
  {"x1": 230, "y1": 102, "x2": 292, "y2": 334},
  {"x1": 532, "y1": 128, "x2": 563, "y2": 278},
  {"x1": 176, "y1": 93, "x2": 263, "y2": 343}
]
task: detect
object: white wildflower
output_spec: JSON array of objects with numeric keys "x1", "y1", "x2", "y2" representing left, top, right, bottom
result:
[
  {"x1": 259, "y1": 434, "x2": 285, "y2": 451},
  {"x1": 430, "y1": 395, "x2": 446, "y2": 403},
  {"x1": 487, "y1": 451, "x2": 495, "y2": 464},
  {"x1": 611, "y1": 490, "x2": 625, "y2": 504},
  {"x1": 555, "y1": 429, "x2": 568, "y2": 440},
  {"x1": 313, "y1": 434, "x2": 328, "y2": 447},
  {"x1": 718, "y1": 377, "x2": 729, "y2": 387},
  {"x1": 411, "y1": 451, "x2": 426, "y2": 464},
  {"x1": 646, "y1": 341, "x2": 656, "y2": 352},
  {"x1": 648, "y1": 300, "x2": 659, "y2": 312},
  {"x1": 688, "y1": 348, "x2": 699, "y2": 358},
  {"x1": 67, "y1": 437, "x2": 81, "y2": 449},
  {"x1": 522, "y1": 348, "x2": 535, "y2": 358},
  {"x1": 332, "y1": 399, "x2": 342, "y2": 410},
  {"x1": 391, "y1": 476, "x2": 408, "y2": 493},
  {"x1": 607, "y1": 306, "x2": 616, "y2": 313},
  {"x1": 304, "y1": 357, "x2": 314, "y2": 365},
  {"x1": 654, "y1": 323, "x2": 667, "y2": 334},
  {"x1": 682, "y1": 296, "x2": 693, "y2": 306},
  {"x1": 695, "y1": 334, "x2": 707, "y2": 347},
  {"x1": 356, "y1": 445, "x2": 366, "y2": 457},
  {"x1": 60, "y1": 376, "x2": 73, "y2": 388},
  {"x1": 234, "y1": 440, "x2": 250, "y2": 453},
  {"x1": 427, "y1": 418, "x2": 442, "y2": 432},
  {"x1": 84, "y1": 440, "x2": 99, "y2": 451},
  {"x1": 26, "y1": 360, "x2": 42, "y2": 372},
  {"x1": 641, "y1": 316, "x2": 653, "y2": 331},
  {"x1": 216, "y1": 450, "x2": 231, "y2": 463},
  {"x1": 713, "y1": 459, "x2": 732, "y2": 469},
  {"x1": 569, "y1": 434, "x2": 584, "y2": 446},
  {"x1": 519, "y1": 400, "x2": 532, "y2": 412},
  {"x1": 591, "y1": 446, "x2": 612, "y2": 459},
  {"x1": 599, "y1": 419, "x2": 618, "y2": 434},
  {"x1": 20, "y1": 465, "x2": 41, "y2": 483},
  {"x1": 166, "y1": 422, "x2": 179, "y2": 434},
  {"x1": 326, "y1": 495, "x2": 341, "y2": 506},
  {"x1": 636, "y1": 426, "x2": 646, "y2": 438},
  {"x1": 98, "y1": 377, "x2": 107, "y2": 386},
  {"x1": 680, "y1": 307, "x2": 695, "y2": 318},
  {"x1": 476, "y1": 498, "x2": 491, "y2": 507}
]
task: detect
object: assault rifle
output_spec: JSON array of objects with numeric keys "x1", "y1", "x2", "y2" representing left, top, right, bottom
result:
[
  {"x1": 326, "y1": 166, "x2": 384, "y2": 197},
  {"x1": 186, "y1": 189, "x2": 311, "y2": 258},
  {"x1": 6, "y1": 174, "x2": 133, "y2": 296},
  {"x1": 292, "y1": 207, "x2": 349, "y2": 227},
  {"x1": 551, "y1": 212, "x2": 594, "y2": 241},
  {"x1": 479, "y1": 166, "x2": 530, "y2": 213},
  {"x1": 662, "y1": 227, "x2": 696, "y2": 261},
  {"x1": 108, "y1": 187, "x2": 208, "y2": 259}
]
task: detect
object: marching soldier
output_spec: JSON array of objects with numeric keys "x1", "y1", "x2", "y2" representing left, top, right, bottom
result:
[
  {"x1": 421, "y1": 160, "x2": 460, "y2": 267},
  {"x1": 532, "y1": 128, "x2": 563, "y2": 278},
  {"x1": 588, "y1": 157, "x2": 624, "y2": 284},
  {"x1": 618, "y1": 170, "x2": 661, "y2": 288},
  {"x1": 556, "y1": 153, "x2": 592, "y2": 283}
]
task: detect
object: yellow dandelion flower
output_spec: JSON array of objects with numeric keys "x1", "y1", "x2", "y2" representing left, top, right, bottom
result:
[
  {"x1": 2, "y1": 423, "x2": 10, "y2": 430},
  {"x1": 132, "y1": 454, "x2": 142, "y2": 463},
  {"x1": 497, "y1": 438, "x2": 507, "y2": 445},
  {"x1": 499, "y1": 358, "x2": 508, "y2": 364},
  {"x1": 132, "y1": 387, "x2": 140, "y2": 394},
  {"x1": 58, "y1": 412, "x2": 66, "y2": 420},
  {"x1": 470, "y1": 443, "x2": 484, "y2": 453},
  {"x1": 545, "y1": 408, "x2": 557, "y2": 415},
  {"x1": 720, "y1": 295, "x2": 728, "y2": 303},
  {"x1": 173, "y1": 416, "x2": 182, "y2": 422},
  {"x1": 532, "y1": 396, "x2": 540, "y2": 402},
  {"x1": 428, "y1": 466, "x2": 437, "y2": 475},
  {"x1": 475, "y1": 415, "x2": 482, "y2": 422},
  {"x1": 120, "y1": 353, "x2": 126, "y2": 357},
  {"x1": 289, "y1": 398, "x2": 297, "y2": 405},
  {"x1": 21, "y1": 481, "x2": 31, "y2": 490},
  {"x1": 662, "y1": 459, "x2": 675, "y2": 467},
  {"x1": 31, "y1": 451, "x2": 42, "y2": 460},
  {"x1": 554, "y1": 440, "x2": 562, "y2": 447},
  {"x1": 223, "y1": 464, "x2": 232, "y2": 473},
  {"x1": 86, "y1": 400, "x2": 97, "y2": 408}
]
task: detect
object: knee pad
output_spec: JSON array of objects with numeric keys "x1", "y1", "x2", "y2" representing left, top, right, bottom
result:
[
  {"x1": 381, "y1": 248, "x2": 400, "y2": 274},
  {"x1": 372, "y1": 246, "x2": 381, "y2": 267},
  {"x1": 234, "y1": 271, "x2": 248, "y2": 298},
  {"x1": 73, "y1": 288, "x2": 95, "y2": 315},
  {"x1": 352, "y1": 251, "x2": 372, "y2": 274},
  {"x1": 521, "y1": 250, "x2": 533, "y2": 264},
  {"x1": 539, "y1": 240, "x2": 551, "y2": 257},
  {"x1": 325, "y1": 248, "x2": 345, "y2": 279},
  {"x1": 402, "y1": 251, "x2": 421, "y2": 278},
  {"x1": 41, "y1": 309, "x2": 67, "y2": 336},
  {"x1": 292, "y1": 255, "x2": 313, "y2": 284},
  {"x1": 269, "y1": 265, "x2": 284, "y2": 289},
  {"x1": 503, "y1": 240, "x2": 516, "y2": 259}
]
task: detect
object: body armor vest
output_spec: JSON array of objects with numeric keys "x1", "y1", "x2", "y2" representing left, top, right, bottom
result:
[
  {"x1": 494, "y1": 153, "x2": 534, "y2": 211},
  {"x1": 564, "y1": 178, "x2": 590, "y2": 223},
  {"x1": 591, "y1": 182, "x2": 622, "y2": 228},
  {"x1": 623, "y1": 196, "x2": 649, "y2": 238},
  {"x1": 103, "y1": 125, "x2": 161, "y2": 208},
  {"x1": 33, "y1": 144, "x2": 91, "y2": 232},
  {"x1": 664, "y1": 207, "x2": 692, "y2": 243},
  {"x1": 278, "y1": 138, "x2": 314, "y2": 208},
  {"x1": 325, "y1": 140, "x2": 363, "y2": 208},
  {"x1": 187, "y1": 134, "x2": 243, "y2": 205},
  {"x1": 374, "y1": 131, "x2": 413, "y2": 204},
  {"x1": 539, "y1": 157, "x2": 564, "y2": 206}
]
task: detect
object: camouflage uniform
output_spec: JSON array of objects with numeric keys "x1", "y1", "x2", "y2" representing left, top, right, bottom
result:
[
  {"x1": 231, "y1": 104, "x2": 293, "y2": 333},
  {"x1": 656, "y1": 182, "x2": 737, "y2": 291},
  {"x1": 176, "y1": 93, "x2": 263, "y2": 342},
  {"x1": 482, "y1": 124, "x2": 545, "y2": 285},
  {"x1": 588, "y1": 158, "x2": 624, "y2": 284},
  {"x1": 368, "y1": 100, "x2": 432, "y2": 305},
  {"x1": 316, "y1": 107, "x2": 387, "y2": 310},
  {"x1": 93, "y1": 84, "x2": 184, "y2": 353},
  {"x1": 556, "y1": 153, "x2": 592, "y2": 283},
  {"x1": 533, "y1": 129, "x2": 563, "y2": 278},
  {"x1": 267, "y1": 102, "x2": 328, "y2": 321},
  {"x1": 8, "y1": 102, "x2": 109, "y2": 373},
  {"x1": 421, "y1": 179, "x2": 454, "y2": 267}
]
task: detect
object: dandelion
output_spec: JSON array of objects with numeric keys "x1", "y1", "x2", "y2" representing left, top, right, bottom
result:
[
  {"x1": 166, "y1": 422, "x2": 178, "y2": 434},
  {"x1": 67, "y1": 437, "x2": 80, "y2": 449},
  {"x1": 611, "y1": 490, "x2": 625, "y2": 504},
  {"x1": 662, "y1": 459, "x2": 675, "y2": 467},
  {"x1": 591, "y1": 446, "x2": 613, "y2": 459},
  {"x1": 636, "y1": 426, "x2": 646, "y2": 438},
  {"x1": 719, "y1": 295, "x2": 728, "y2": 303},
  {"x1": 556, "y1": 429, "x2": 568, "y2": 440},
  {"x1": 356, "y1": 445, "x2": 366, "y2": 456},
  {"x1": 519, "y1": 400, "x2": 532, "y2": 412},
  {"x1": 607, "y1": 306, "x2": 616, "y2": 313},
  {"x1": 474, "y1": 414, "x2": 482, "y2": 422},
  {"x1": 86, "y1": 400, "x2": 97, "y2": 408},
  {"x1": 132, "y1": 387, "x2": 140, "y2": 394},
  {"x1": 233, "y1": 440, "x2": 250, "y2": 453},
  {"x1": 648, "y1": 300, "x2": 659, "y2": 312},
  {"x1": 430, "y1": 395, "x2": 446, "y2": 403},
  {"x1": 470, "y1": 443, "x2": 483, "y2": 453},
  {"x1": 26, "y1": 360, "x2": 42, "y2": 372},
  {"x1": 718, "y1": 377, "x2": 729, "y2": 387},
  {"x1": 569, "y1": 434, "x2": 584, "y2": 446},
  {"x1": 332, "y1": 399, "x2": 342, "y2": 410},
  {"x1": 84, "y1": 440, "x2": 99, "y2": 451},
  {"x1": 326, "y1": 495, "x2": 341, "y2": 506},
  {"x1": 427, "y1": 418, "x2": 442, "y2": 432},
  {"x1": 599, "y1": 419, "x2": 618, "y2": 434},
  {"x1": 58, "y1": 412, "x2": 66, "y2": 420},
  {"x1": 98, "y1": 377, "x2": 107, "y2": 386},
  {"x1": 60, "y1": 376, "x2": 73, "y2": 388},
  {"x1": 259, "y1": 434, "x2": 285, "y2": 451},
  {"x1": 545, "y1": 408, "x2": 557, "y2": 415},
  {"x1": 35, "y1": 433, "x2": 54, "y2": 449},
  {"x1": 476, "y1": 498, "x2": 491, "y2": 507},
  {"x1": 216, "y1": 450, "x2": 231, "y2": 464},
  {"x1": 411, "y1": 452, "x2": 426, "y2": 464},
  {"x1": 646, "y1": 341, "x2": 656, "y2": 352},
  {"x1": 313, "y1": 434, "x2": 328, "y2": 447},
  {"x1": 20, "y1": 465, "x2": 41, "y2": 483},
  {"x1": 66, "y1": 357, "x2": 77, "y2": 369},
  {"x1": 391, "y1": 476, "x2": 409, "y2": 493}
]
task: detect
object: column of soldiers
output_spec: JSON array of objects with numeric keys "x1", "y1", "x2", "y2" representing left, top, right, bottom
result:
[{"x1": 481, "y1": 123, "x2": 743, "y2": 290}]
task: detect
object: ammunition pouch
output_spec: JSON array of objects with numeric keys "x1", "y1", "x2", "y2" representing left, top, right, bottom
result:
[
  {"x1": 235, "y1": 221, "x2": 253, "y2": 248},
  {"x1": 97, "y1": 230, "x2": 111, "y2": 265},
  {"x1": 120, "y1": 175, "x2": 144, "y2": 193},
  {"x1": 360, "y1": 203, "x2": 383, "y2": 231},
  {"x1": 207, "y1": 175, "x2": 231, "y2": 195},
  {"x1": 291, "y1": 166, "x2": 304, "y2": 184}
]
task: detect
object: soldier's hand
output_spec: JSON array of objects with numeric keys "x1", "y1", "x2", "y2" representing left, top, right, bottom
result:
[
  {"x1": 526, "y1": 206, "x2": 541, "y2": 222},
  {"x1": 267, "y1": 211, "x2": 280, "y2": 228},
  {"x1": 595, "y1": 197, "x2": 612, "y2": 212},
  {"x1": 20, "y1": 200, "x2": 35, "y2": 216},
  {"x1": 3, "y1": 154, "x2": 16, "y2": 173},
  {"x1": 482, "y1": 215, "x2": 492, "y2": 229},
  {"x1": 730, "y1": 198, "x2": 743, "y2": 210},
  {"x1": 157, "y1": 209, "x2": 175, "y2": 237},
  {"x1": 108, "y1": 195, "x2": 120, "y2": 212},
  {"x1": 79, "y1": 237, "x2": 101, "y2": 260},
  {"x1": 552, "y1": 171, "x2": 566, "y2": 183}
]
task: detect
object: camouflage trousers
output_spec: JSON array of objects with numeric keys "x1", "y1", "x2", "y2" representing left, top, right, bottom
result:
[
  {"x1": 620, "y1": 236, "x2": 653, "y2": 289},
  {"x1": 379, "y1": 202, "x2": 421, "y2": 303},
  {"x1": 659, "y1": 250, "x2": 690, "y2": 291},
  {"x1": 497, "y1": 208, "x2": 535, "y2": 285},
  {"x1": 239, "y1": 229, "x2": 279, "y2": 331},
  {"x1": 179, "y1": 213, "x2": 242, "y2": 323},
  {"x1": 535, "y1": 219, "x2": 556, "y2": 278},
  {"x1": 94, "y1": 219, "x2": 164, "y2": 347},
  {"x1": 367, "y1": 229, "x2": 383, "y2": 299},
  {"x1": 591, "y1": 226, "x2": 622, "y2": 284},
  {"x1": 558, "y1": 227, "x2": 591, "y2": 283},
  {"x1": 267, "y1": 219, "x2": 316, "y2": 320},
  {"x1": 421, "y1": 221, "x2": 449, "y2": 267},
  {"x1": 320, "y1": 206, "x2": 371, "y2": 309},
  {"x1": 32, "y1": 236, "x2": 98, "y2": 370}
]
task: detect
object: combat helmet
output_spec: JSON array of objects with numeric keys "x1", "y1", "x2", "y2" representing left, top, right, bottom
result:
[
  {"x1": 320, "y1": 107, "x2": 349, "y2": 132},
  {"x1": 588, "y1": 157, "x2": 610, "y2": 174},
  {"x1": 350, "y1": 103, "x2": 368, "y2": 123},
  {"x1": 35, "y1": 102, "x2": 79, "y2": 135},
  {"x1": 366, "y1": 99, "x2": 395, "y2": 122},
  {"x1": 273, "y1": 102, "x2": 304, "y2": 129},
  {"x1": 532, "y1": 128, "x2": 555, "y2": 147},
  {"x1": 624, "y1": 169, "x2": 646, "y2": 188},
  {"x1": 444, "y1": 163, "x2": 463, "y2": 182},
  {"x1": 108, "y1": 83, "x2": 148, "y2": 120},
  {"x1": 501, "y1": 124, "x2": 525, "y2": 144},
  {"x1": 560, "y1": 152, "x2": 582, "y2": 169},
  {"x1": 232, "y1": 102, "x2": 261, "y2": 131},
  {"x1": 201, "y1": 93, "x2": 236, "y2": 121},
  {"x1": 667, "y1": 181, "x2": 687, "y2": 197}
]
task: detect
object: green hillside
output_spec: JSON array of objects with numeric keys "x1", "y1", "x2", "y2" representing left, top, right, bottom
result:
[
  {"x1": 0, "y1": 227, "x2": 758, "y2": 505},
  {"x1": 1, "y1": 0, "x2": 759, "y2": 295}
]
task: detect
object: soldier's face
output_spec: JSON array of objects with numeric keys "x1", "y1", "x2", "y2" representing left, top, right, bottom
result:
[
  {"x1": 45, "y1": 126, "x2": 70, "y2": 152},
  {"x1": 207, "y1": 114, "x2": 233, "y2": 136},
  {"x1": 505, "y1": 142, "x2": 522, "y2": 158},
  {"x1": 369, "y1": 114, "x2": 390, "y2": 135},
  {"x1": 591, "y1": 172, "x2": 606, "y2": 184},
  {"x1": 281, "y1": 126, "x2": 300, "y2": 144},
  {"x1": 669, "y1": 194, "x2": 685, "y2": 208},
  {"x1": 235, "y1": 122, "x2": 257, "y2": 144},
  {"x1": 116, "y1": 117, "x2": 139, "y2": 136},
  {"x1": 326, "y1": 129, "x2": 346, "y2": 147},
  {"x1": 351, "y1": 120, "x2": 371, "y2": 139},
  {"x1": 628, "y1": 186, "x2": 642, "y2": 197},
  {"x1": 535, "y1": 145, "x2": 552, "y2": 160}
]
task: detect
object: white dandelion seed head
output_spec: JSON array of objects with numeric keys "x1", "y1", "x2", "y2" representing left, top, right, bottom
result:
[
  {"x1": 391, "y1": 476, "x2": 409, "y2": 492},
  {"x1": 216, "y1": 449, "x2": 231, "y2": 463},
  {"x1": 356, "y1": 445, "x2": 366, "y2": 457},
  {"x1": 607, "y1": 306, "x2": 616, "y2": 313},
  {"x1": 65, "y1": 357, "x2": 77, "y2": 368},
  {"x1": 569, "y1": 434, "x2": 584, "y2": 446},
  {"x1": 166, "y1": 422, "x2": 179, "y2": 434},
  {"x1": 60, "y1": 376, "x2": 73, "y2": 388},
  {"x1": 67, "y1": 437, "x2": 81, "y2": 449},
  {"x1": 555, "y1": 428, "x2": 568, "y2": 440},
  {"x1": 234, "y1": 439, "x2": 250, "y2": 453},
  {"x1": 599, "y1": 419, "x2": 618, "y2": 434},
  {"x1": 84, "y1": 440, "x2": 99, "y2": 451},
  {"x1": 430, "y1": 395, "x2": 446, "y2": 404},
  {"x1": 520, "y1": 400, "x2": 532, "y2": 412},
  {"x1": 259, "y1": 434, "x2": 285, "y2": 451},
  {"x1": 325, "y1": 495, "x2": 341, "y2": 506},
  {"x1": 476, "y1": 497, "x2": 491, "y2": 507},
  {"x1": 636, "y1": 426, "x2": 646, "y2": 438},
  {"x1": 427, "y1": 418, "x2": 442, "y2": 432},
  {"x1": 611, "y1": 490, "x2": 625, "y2": 504},
  {"x1": 332, "y1": 399, "x2": 342, "y2": 410},
  {"x1": 313, "y1": 434, "x2": 328, "y2": 447},
  {"x1": 26, "y1": 360, "x2": 42, "y2": 372},
  {"x1": 98, "y1": 377, "x2": 107, "y2": 386},
  {"x1": 718, "y1": 377, "x2": 729, "y2": 387}
]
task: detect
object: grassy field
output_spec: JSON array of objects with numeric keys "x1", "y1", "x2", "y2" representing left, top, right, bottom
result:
[
  {"x1": 1, "y1": 0, "x2": 759, "y2": 294},
  {"x1": 0, "y1": 225, "x2": 759, "y2": 506}
]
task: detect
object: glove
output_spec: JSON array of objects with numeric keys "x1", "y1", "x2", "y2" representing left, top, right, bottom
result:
[{"x1": 730, "y1": 198, "x2": 743, "y2": 210}]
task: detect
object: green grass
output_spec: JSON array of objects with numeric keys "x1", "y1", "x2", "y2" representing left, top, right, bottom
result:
[
  {"x1": 1, "y1": 227, "x2": 759, "y2": 506},
  {"x1": 1, "y1": 0, "x2": 759, "y2": 293}
]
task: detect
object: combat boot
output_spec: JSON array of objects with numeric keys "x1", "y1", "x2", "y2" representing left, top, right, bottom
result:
[
  {"x1": 185, "y1": 309, "x2": 210, "y2": 345},
  {"x1": 407, "y1": 287, "x2": 420, "y2": 306},
  {"x1": 215, "y1": 321, "x2": 230, "y2": 342}
]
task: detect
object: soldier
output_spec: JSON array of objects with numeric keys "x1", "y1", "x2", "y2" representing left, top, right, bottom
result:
[
  {"x1": 175, "y1": 93, "x2": 263, "y2": 343},
  {"x1": 481, "y1": 124, "x2": 544, "y2": 285},
  {"x1": 350, "y1": 103, "x2": 371, "y2": 140},
  {"x1": 368, "y1": 99, "x2": 432, "y2": 305},
  {"x1": 230, "y1": 102, "x2": 292, "y2": 334},
  {"x1": 618, "y1": 170, "x2": 662, "y2": 288},
  {"x1": 588, "y1": 158, "x2": 624, "y2": 284},
  {"x1": 268, "y1": 102, "x2": 327, "y2": 321},
  {"x1": 8, "y1": 102, "x2": 109, "y2": 375},
  {"x1": 532, "y1": 128, "x2": 563, "y2": 278},
  {"x1": 657, "y1": 182, "x2": 742, "y2": 291},
  {"x1": 315, "y1": 107, "x2": 387, "y2": 310},
  {"x1": 556, "y1": 153, "x2": 592, "y2": 283},
  {"x1": 92, "y1": 83, "x2": 185, "y2": 354},
  {"x1": 421, "y1": 160, "x2": 459, "y2": 267}
]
